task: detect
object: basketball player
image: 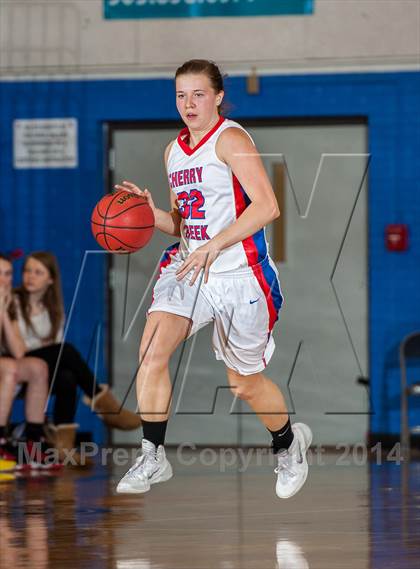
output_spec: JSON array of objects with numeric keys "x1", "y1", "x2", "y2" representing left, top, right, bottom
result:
[{"x1": 115, "y1": 60, "x2": 312, "y2": 499}]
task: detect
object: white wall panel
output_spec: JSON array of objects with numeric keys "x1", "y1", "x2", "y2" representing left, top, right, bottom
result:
[
  {"x1": 0, "y1": 0, "x2": 418, "y2": 75},
  {"x1": 306, "y1": 1, "x2": 420, "y2": 59}
]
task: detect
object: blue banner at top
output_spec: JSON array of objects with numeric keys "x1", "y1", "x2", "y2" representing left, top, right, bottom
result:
[{"x1": 104, "y1": 0, "x2": 314, "y2": 20}]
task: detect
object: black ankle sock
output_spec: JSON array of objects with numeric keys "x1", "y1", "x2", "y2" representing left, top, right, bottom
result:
[
  {"x1": 269, "y1": 418, "x2": 294, "y2": 453},
  {"x1": 142, "y1": 420, "x2": 168, "y2": 448},
  {"x1": 25, "y1": 422, "x2": 45, "y2": 442},
  {"x1": 0, "y1": 426, "x2": 6, "y2": 440}
]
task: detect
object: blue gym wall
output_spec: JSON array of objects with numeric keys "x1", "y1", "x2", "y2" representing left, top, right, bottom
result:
[{"x1": 1, "y1": 71, "x2": 419, "y2": 442}]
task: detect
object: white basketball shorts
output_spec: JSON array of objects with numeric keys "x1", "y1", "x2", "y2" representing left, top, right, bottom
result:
[{"x1": 147, "y1": 242, "x2": 284, "y2": 376}]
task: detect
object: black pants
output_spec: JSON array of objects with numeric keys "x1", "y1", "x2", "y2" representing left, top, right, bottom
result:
[{"x1": 26, "y1": 343, "x2": 101, "y2": 425}]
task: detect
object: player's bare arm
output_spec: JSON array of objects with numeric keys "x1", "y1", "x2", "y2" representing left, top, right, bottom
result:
[{"x1": 214, "y1": 127, "x2": 280, "y2": 247}]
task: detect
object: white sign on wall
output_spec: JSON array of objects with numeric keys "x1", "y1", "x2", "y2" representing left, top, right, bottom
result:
[{"x1": 13, "y1": 118, "x2": 78, "y2": 169}]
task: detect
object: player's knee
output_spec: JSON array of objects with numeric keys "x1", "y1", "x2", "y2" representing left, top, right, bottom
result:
[
  {"x1": 230, "y1": 378, "x2": 258, "y2": 401},
  {"x1": 227, "y1": 369, "x2": 262, "y2": 401},
  {"x1": 139, "y1": 330, "x2": 173, "y2": 369},
  {"x1": 139, "y1": 342, "x2": 170, "y2": 371}
]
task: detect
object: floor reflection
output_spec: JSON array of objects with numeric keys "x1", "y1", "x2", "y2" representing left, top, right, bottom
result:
[
  {"x1": 276, "y1": 539, "x2": 309, "y2": 569},
  {"x1": 369, "y1": 459, "x2": 420, "y2": 569},
  {"x1": 0, "y1": 452, "x2": 419, "y2": 568}
]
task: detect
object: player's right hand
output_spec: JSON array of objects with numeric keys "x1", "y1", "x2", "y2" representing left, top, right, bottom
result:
[{"x1": 115, "y1": 181, "x2": 156, "y2": 212}]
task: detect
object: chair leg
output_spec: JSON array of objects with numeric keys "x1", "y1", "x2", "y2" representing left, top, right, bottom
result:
[{"x1": 401, "y1": 387, "x2": 410, "y2": 461}]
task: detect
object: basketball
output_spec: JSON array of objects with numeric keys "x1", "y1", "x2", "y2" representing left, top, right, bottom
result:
[{"x1": 91, "y1": 190, "x2": 155, "y2": 252}]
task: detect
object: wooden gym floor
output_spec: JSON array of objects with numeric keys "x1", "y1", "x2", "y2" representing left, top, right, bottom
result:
[{"x1": 1, "y1": 450, "x2": 419, "y2": 569}]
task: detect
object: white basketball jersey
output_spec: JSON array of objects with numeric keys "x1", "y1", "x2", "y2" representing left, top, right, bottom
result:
[{"x1": 167, "y1": 117, "x2": 270, "y2": 273}]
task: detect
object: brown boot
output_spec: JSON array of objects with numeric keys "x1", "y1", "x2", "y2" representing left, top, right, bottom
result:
[
  {"x1": 50, "y1": 424, "x2": 93, "y2": 468},
  {"x1": 83, "y1": 385, "x2": 142, "y2": 431}
]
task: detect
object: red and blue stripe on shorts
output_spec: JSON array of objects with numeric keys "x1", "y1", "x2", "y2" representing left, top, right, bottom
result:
[
  {"x1": 232, "y1": 174, "x2": 283, "y2": 332},
  {"x1": 150, "y1": 242, "x2": 180, "y2": 305},
  {"x1": 158, "y1": 242, "x2": 180, "y2": 276}
]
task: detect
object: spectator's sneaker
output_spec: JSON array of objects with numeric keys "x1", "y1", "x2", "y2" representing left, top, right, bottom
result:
[
  {"x1": 116, "y1": 439, "x2": 173, "y2": 494},
  {"x1": 0, "y1": 472, "x2": 15, "y2": 482},
  {"x1": 13, "y1": 439, "x2": 63, "y2": 471},
  {"x1": 0, "y1": 457, "x2": 16, "y2": 473},
  {"x1": 275, "y1": 423, "x2": 312, "y2": 499},
  {"x1": 0, "y1": 437, "x2": 17, "y2": 471}
]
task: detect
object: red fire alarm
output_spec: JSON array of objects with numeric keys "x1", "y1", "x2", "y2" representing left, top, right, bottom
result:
[{"x1": 385, "y1": 224, "x2": 409, "y2": 252}]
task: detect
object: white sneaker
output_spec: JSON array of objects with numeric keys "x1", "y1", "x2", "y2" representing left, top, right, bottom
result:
[
  {"x1": 275, "y1": 423, "x2": 312, "y2": 499},
  {"x1": 116, "y1": 439, "x2": 173, "y2": 494}
]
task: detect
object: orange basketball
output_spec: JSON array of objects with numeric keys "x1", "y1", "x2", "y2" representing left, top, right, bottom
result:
[{"x1": 91, "y1": 190, "x2": 155, "y2": 252}]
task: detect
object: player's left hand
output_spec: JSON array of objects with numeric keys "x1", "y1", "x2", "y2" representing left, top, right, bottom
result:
[{"x1": 175, "y1": 241, "x2": 221, "y2": 285}]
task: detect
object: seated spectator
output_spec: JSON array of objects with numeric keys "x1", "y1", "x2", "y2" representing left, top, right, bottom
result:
[
  {"x1": 14, "y1": 252, "x2": 141, "y2": 463},
  {"x1": 0, "y1": 253, "x2": 54, "y2": 471}
]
